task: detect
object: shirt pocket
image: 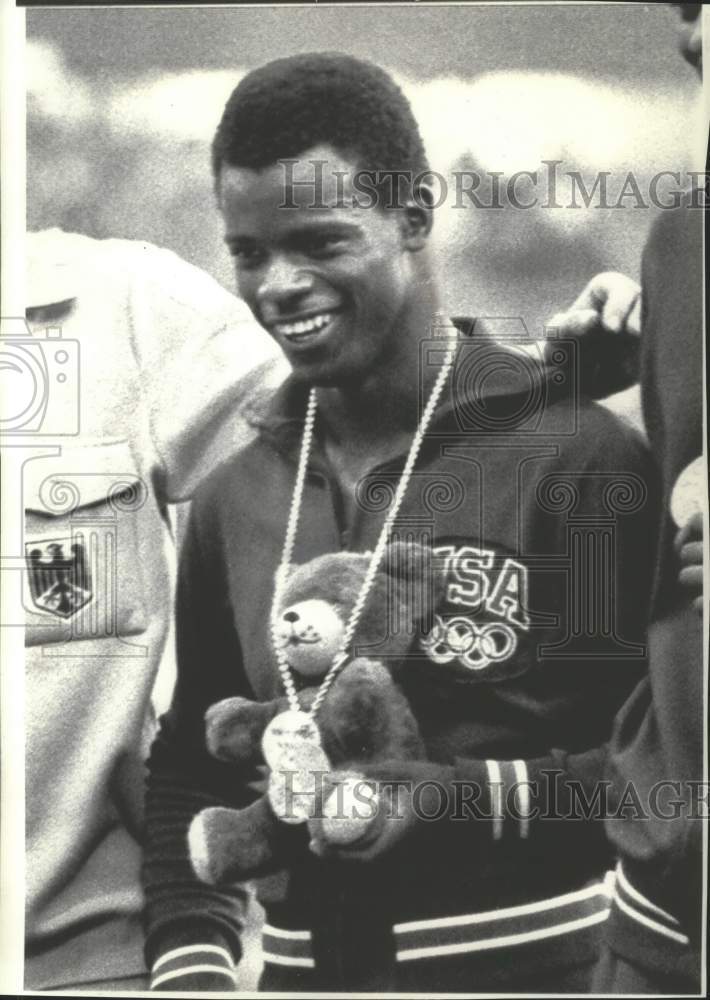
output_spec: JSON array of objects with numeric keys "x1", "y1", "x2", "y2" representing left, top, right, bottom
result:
[{"x1": 24, "y1": 440, "x2": 149, "y2": 648}]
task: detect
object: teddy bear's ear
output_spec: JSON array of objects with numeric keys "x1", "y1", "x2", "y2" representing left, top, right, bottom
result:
[
  {"x1": 380, "y1": 540, "x2": 448, "y2": 611},
  {"x1": 381, "y1": 539, "x2": 429, "y2": 580}
]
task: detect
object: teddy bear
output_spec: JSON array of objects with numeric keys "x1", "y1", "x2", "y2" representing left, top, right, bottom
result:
[{"x1": 188, "y1": 540, "x2": 443, "y2": 886}]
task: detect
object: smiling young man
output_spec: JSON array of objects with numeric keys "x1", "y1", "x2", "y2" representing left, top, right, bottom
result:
[{"x1": 142, "y1": 53, "x2": 660, "y2": 993}]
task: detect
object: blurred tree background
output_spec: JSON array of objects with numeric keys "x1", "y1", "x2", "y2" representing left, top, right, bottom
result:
[{"x1": 27, "y1": 3, "x2": 700, "y2": 353}]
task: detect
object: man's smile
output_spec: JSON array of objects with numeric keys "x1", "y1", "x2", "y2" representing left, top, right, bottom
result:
[{"x1": 271, "y1": 309, "x2": 341, "y2": 346}]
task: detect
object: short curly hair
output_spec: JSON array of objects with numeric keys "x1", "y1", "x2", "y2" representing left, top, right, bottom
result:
[{"x1": 211, "y1": 52, "x2": 429, "y2": 190}]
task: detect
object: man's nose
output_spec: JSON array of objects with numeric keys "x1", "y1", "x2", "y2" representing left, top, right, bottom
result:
[{"x1": 258, "y1": 258, "x2": 313, "y2": 311}]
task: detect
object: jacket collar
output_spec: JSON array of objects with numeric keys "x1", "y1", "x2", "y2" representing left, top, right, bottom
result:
[{"x1": 243, "y1": 318, "x2": 566, "y2": 452}]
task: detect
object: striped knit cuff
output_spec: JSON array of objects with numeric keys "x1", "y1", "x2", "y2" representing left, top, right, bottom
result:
[
  {"x1": 150, "y1": 943, "x2": 238, "y2": 991},
  {"x1": 612, "y1": 862, "x2": 690, "y2": 947},
  {"x1": 454, "y1": 756, "x2": 533, "y2": 843},
  {"x1": 494, "y1": 758, "x2": 531, "y2": 841},
  {"x1": 484, "y1": 758, "x2": 533, "y2": 842}
]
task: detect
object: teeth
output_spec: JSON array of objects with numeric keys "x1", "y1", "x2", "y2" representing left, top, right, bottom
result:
[{"x1": 275, "y1": 312, "x2": 333, "y2": 338}]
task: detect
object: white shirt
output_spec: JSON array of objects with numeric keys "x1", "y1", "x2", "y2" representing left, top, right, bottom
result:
[{"x1": 22, "y1": 229, "x2": 285, "y2": 989}]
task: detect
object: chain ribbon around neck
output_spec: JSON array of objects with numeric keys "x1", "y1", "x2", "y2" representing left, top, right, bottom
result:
[{"x1": 269, "y1": 337, "x2": 456, "y2": 720}]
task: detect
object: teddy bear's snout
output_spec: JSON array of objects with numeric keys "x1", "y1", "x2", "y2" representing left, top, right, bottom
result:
[
  {"x1": 277, "y1": 609, "x2": 316, "y2": 645},
  {"x1": 272, "y1": 600, "x2": 346, "y2": 677}
]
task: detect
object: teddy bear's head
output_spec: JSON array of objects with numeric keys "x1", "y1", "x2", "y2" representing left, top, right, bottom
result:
[
  {"x1": 272, "y1": 540, "x2": 443, "y2": 680},
  {"x1": 192, "y1": 543, "x2": 441, "y2": 883}
]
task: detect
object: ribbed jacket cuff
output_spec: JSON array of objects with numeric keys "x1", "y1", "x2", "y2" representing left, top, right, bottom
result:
[
  {"x1": 453, "y1": 756, "x2": 534, "y2": 843},
  {"x1": 148, "y1": 924, "x2": 240, "y2": 991}
]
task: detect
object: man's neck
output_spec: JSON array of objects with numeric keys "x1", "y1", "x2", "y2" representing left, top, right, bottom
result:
[
  {"x1": 310, "y1": 303, "x2": 456, "y2": 521},
  {"x1": 317, "y1": 361, "x2": 423, "y2": 451},
  {"x1": 315, "y1": 299, "x2": 451, "y2": 453}
]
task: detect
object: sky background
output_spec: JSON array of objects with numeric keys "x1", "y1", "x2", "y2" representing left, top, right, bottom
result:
[{"x1": 27, "y1": 4, "x2": 692, "y2": 83}]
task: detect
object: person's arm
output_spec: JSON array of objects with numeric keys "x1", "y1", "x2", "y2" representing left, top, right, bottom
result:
[
  {"x1": 142, "y1": 486, "x2": 260, "y2": 991},
  {"x1": 309, "y1": 745, "x2": 614, "y2": 865}
]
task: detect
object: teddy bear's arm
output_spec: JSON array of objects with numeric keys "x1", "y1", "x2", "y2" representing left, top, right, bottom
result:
[
  {"x1": 189, "y1": 798, "x2": 292, "y2": 884},
  {"x1": 205, "y1": 687, "x2": 321, "y2": 764},
  {"x1": 205, "y1": 696, "x2": 287, "y2": 764}
]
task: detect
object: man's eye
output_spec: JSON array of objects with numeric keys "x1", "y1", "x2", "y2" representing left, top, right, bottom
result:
[
  {"x1": 230, "y1": 246, "x2": 265, "y2": 268},
  {"x1": 304, "y1": 235, "x2": 345, "y2": 257}
]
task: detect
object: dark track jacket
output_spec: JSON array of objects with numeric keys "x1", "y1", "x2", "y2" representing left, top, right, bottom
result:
[{"x1": 143, "y1": 327, "x2": 659, "y2": 990}]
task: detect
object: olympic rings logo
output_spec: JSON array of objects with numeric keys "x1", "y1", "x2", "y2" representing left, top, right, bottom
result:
[{"x1": 420, "y1": 614, "x2": 518, "y2": 672}]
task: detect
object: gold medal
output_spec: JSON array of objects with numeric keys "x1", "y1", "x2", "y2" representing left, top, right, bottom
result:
[{"x1": 262, "y1": 709, "x2": 322, "y2": 770}]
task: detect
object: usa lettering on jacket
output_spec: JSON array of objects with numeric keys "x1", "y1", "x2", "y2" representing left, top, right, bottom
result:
[{"x1": 420, "y1": 545, "x2": 531, "y2": 680}]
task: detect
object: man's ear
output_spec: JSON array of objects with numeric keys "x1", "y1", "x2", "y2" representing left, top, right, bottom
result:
[{"x1": 399, "y1": 189, "x2": 433, "y2": 250}]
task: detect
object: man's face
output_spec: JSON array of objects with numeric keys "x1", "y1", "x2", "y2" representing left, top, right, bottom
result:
[
  {"x1": 218, "y1": 144, "x2": 422, "y2": 386},
  {"x1": 672, "y1": 4, "x2": 702, "y2": 74}
]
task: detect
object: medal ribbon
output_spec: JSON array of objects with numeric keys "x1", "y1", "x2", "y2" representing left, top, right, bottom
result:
[{"x1": 270, "y1": 325, "x2": 457, "y2": 721}]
